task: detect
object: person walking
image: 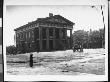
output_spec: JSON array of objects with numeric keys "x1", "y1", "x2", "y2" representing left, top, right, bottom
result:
[{"x1": 30, "y1": 53, "x2": 33, "y2": 67}]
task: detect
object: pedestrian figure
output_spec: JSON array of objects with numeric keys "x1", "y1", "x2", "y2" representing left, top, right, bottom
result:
[
  {"x1": 80, "y1": 44, "x2": 83, "y2": 52},
  {"x1": 30, "y1": 53, "x2": 33, "y2": 67}
]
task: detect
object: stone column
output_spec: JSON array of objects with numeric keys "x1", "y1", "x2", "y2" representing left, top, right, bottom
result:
[
  {"x1": 59, "y1": 28, "x2": 63, "y2": 49},
  {"x1": 53, "y1": 28, "x2": 56, "y2": 49},
  {"x1": 70, "y1": 29, "x2": 72, "y2": 49},
  {"x1": 46, "y1": 28, "x2": 49, "y2": 50},
  {"x1": 39, "y1": 27, "x2": 42, "y2": 51},
  {"x1": 65, "y1": 28, "x2": 67, "y2": 49},
  {"x1": 59, "y1": 28, "x2": 62, "y2": 39}
]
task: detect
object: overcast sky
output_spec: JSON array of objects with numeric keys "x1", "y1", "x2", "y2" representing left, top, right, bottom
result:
[
  {"x1": 0, "y1": 18, "x2": 1, "y2": 27},
  {"x1": 4, "y1": 5, "x2": 105, "y2": 46}
]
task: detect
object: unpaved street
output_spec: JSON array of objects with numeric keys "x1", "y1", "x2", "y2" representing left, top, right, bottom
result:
[{"x1": 6, "y1": 48, "x2": 105, "y2": 75}]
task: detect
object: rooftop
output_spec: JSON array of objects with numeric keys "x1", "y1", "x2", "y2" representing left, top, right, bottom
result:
[{"x1": 14, "y1": 13, "x2": 75, "y2": 31}]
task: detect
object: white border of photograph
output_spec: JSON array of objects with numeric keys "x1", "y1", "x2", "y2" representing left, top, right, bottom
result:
[{"x1": 3, "y1": 0, "x2": 108, "y2": 81}]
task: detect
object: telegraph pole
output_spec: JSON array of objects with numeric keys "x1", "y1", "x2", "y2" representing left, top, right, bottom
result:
[{"x1": 91, "y1": 5, "x2": 105, "y2": 48}]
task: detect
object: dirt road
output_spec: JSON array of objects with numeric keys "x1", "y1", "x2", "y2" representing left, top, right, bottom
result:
[{"x1": 6, "y1": 48, "x2": 105, "y2": 75}]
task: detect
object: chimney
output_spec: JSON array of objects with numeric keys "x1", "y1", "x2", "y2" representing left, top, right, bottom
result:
[{"x1": 49, "y1": 13, "x2": 53, "y2": 17}]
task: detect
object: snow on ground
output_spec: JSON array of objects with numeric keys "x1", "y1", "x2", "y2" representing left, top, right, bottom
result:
[{"x1": 6, "y1": 48, "x2": 105, "y2": 75}]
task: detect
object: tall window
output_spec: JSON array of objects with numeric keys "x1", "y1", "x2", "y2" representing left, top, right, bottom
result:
[
  {"x1": 62, "y1": 29, "x2": 66, "y2": 39},
  {"x1": 49, "y1": 28, "x2": 53, "y2": 39},
  {"x1": 42, "y1": 28, "x2": 46, "y2": 39},
  {"x1": 28, "y1": 43, "x2": 31, "y2": 48},
  {"x1": 32, "y1": 31, "x2": 34, "y2": 38},
  {"x1": 36, "y1": 28, "x2": 39, "y2": 39},
  {"x1": 55, "y1": 28, "x2": 59, "y2": 39}
]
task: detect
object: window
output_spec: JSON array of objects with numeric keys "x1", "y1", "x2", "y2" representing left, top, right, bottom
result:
[
  {"x1": 28, "y1": 43, "x2": 31, "y2": 48},
  {"x1": 36, "y1": 28, "x2": 39, "y2": 39},
  {"x1": 49, "y1": 28, "x2": 53, "y2": 39},
  {"x1": 55, "y1": 28, "x2": 59, "y2": 39},
  {"x1": 19, "y1": 33, "x2": 21, "y2": 39},
  {"x1": 42, "y1": 28, "x2": 46, "y2": 39},
  {"x1": 32, "y1": 31, "x2": 34, "y2": 38}
]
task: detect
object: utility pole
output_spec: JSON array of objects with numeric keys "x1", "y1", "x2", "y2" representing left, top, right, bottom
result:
[
  {"x1": 101, "y1": 5, "x2": 105, "y2": 48},
  {"x1": 91, "y1": 5, "x2": 105, "y2": 48}
]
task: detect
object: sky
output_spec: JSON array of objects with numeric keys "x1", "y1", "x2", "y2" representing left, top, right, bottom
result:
[
  {"x1": 0, "y1": 18, "x2": 1, "y2": 27},
  {"x1": 4, "y1": 5, "x2": 105, "y2": 46}
]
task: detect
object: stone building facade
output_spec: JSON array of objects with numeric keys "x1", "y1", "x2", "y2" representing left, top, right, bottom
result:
[{"x1": 14, "y1": 13, "x2": 75, "y2": 53}]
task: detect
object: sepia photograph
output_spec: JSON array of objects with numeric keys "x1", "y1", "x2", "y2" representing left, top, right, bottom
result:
[{"x1": 3, "y1": 0, "x2": 108, "y2": 81}]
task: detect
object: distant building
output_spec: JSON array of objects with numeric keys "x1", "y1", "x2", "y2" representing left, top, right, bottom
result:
[{"x1": 14, "y1": 13, "x2": 75, "y2": 53}]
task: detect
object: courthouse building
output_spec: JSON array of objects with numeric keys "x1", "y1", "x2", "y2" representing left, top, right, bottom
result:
[{"x1": 14, "y1": 13, "x2": 75, "y2": 53}]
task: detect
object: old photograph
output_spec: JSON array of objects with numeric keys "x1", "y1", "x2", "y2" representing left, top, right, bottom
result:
[
  {"x1": 0, "y1": 23, "x2": 3, "y2": 81},
  {"x1": 0, "y1": 0, "x2": 3, "y2": 81},
  {"x1": 3, "y1": 0, "x2": 108, "y2": 81}
]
